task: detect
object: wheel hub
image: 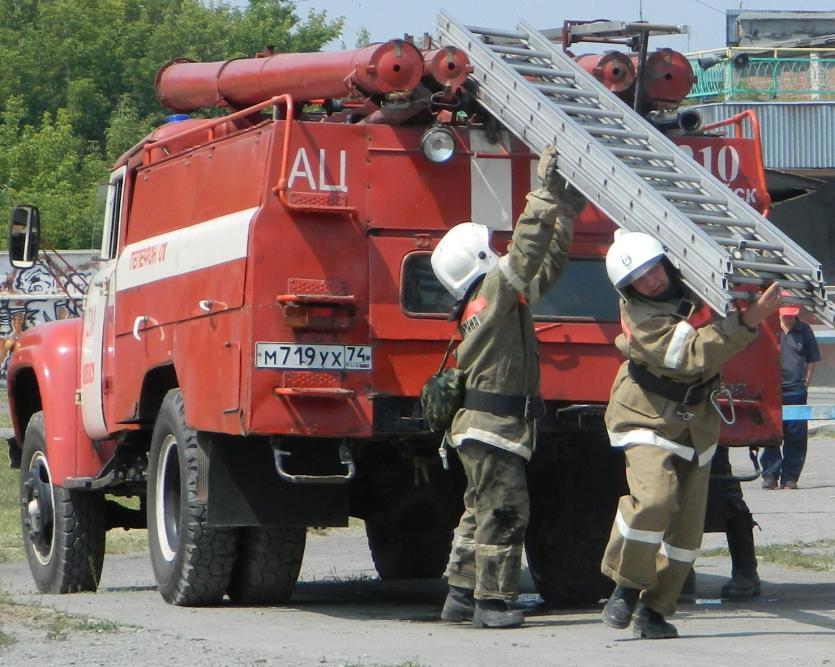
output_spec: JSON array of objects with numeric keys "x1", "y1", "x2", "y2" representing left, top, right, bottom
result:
[{"x1": 22, "y1": 455, "x2": 55, "y2": 562}]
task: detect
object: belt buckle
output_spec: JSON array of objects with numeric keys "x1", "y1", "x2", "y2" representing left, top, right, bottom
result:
[
  {"x1": 677, "y1": 406, "x2": 695, "y2": 421},
  {"x1": 524, "y1": 395, "x2": 545, "y2": 421}
]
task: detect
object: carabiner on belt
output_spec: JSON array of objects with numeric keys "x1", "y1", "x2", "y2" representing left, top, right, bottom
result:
[{"x1": 710, "y1": 387, "x2": 736, "y2": 425}]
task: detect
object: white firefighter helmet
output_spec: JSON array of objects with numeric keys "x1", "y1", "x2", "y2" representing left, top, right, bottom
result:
[
  {"x1": 431, "y1": 222, "x2": 499, "y2": 300},
  {"x1": 605, "y1": 229, "x2": 666, "y2": 289}
]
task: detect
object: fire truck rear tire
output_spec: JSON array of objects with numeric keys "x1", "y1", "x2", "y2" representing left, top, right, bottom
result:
[
  {"x1": 227, "y1": 526, "x2": 307, "y2": 604},
  {"x1": 524, "y1": 437, "x2": 622, "y2": 606},
  {"x1": 147, "y1": 389, "x2": 238, "y2": 606},
  {"x1": 365, "y1": 519, "x2": 452, "y2": 580},
  {"x1": 19, "y1": 411, "x2": 106, "y2": 594}
]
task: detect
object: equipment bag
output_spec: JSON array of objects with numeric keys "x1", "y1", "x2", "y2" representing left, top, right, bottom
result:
[{"x1": 420, "y1": 364, "x2": 465, "y2": 433}]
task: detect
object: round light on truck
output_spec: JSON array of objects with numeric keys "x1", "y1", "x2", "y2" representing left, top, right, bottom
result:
[{"x1": 420, "y1": 126, "x2": 455, "y2": 163}]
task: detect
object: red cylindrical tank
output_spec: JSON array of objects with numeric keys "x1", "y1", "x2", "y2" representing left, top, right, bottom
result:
[
  {"x1": 630, "y1": 48, "x2": 697, "y2": 108},
  {"x1": 155, "y1": 40, "x2": 425, "y2": 112},
  {"x1": 422, "y1": 47, "x2": 472, "y2": 93},
  {"x1": 575, "y1": 51, "x2": 636, "y2": 93}
]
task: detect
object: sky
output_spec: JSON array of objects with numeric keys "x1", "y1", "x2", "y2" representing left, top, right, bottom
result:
[{"x1": 278, "y1": 0, "x2": 835, "y2": 54}]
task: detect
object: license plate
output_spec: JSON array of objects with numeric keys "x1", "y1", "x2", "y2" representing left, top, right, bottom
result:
[{"x1": 255, "y1": 343, "x2": 372, "y2": 370}]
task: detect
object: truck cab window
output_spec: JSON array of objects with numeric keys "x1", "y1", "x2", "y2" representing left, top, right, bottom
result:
[
  {"x1": 102, "y1": 169, "x2": 125, "y2": 260},
  {"x1": 402, "y1": 254, "x2": 619, "y2": 321}
]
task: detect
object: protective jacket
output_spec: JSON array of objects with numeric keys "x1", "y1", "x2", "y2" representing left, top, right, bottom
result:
[
  {"x1": 601, "y1": 285, "x2": 760, "y2": 617},
  {"x1": 606, "y1": 287, "x2": 759, "y2": 462},
  {"x1": 448, "y1": 183, "x2": 584, "y2": 460}
]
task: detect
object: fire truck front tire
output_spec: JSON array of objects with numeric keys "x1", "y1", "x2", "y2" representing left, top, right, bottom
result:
[
  {"x1": 147, "y1": 389, "x2": 238, "y2": 606},
  {"x1": 227, "y1": 526, "x2": 307, "y2": 604},
  {"x1": 19, "y1": 411, "x2": 106, "y2": 593}
]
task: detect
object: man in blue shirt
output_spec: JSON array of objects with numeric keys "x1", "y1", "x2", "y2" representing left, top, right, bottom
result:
[{"x1": 761, "y1": 303, "x2": 821, "y2": 489}]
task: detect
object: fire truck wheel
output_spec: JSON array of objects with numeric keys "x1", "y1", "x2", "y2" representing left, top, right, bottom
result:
[
  {"x1": 227, "y1": 526, "x2": 307, "y2": 604},
  {"x1": 147, "y1": 389, "x2": 238, "y2": 606},
  {"x1": 19, "y1": 411, "x2": 106, "y2": 593},
  {"x1": 365, "y1": 519, "x2": 452, "y2": 580}
]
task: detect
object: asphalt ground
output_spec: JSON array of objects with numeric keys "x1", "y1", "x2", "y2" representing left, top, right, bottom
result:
[{"x1": 0, "y1": 396, "x2": 833, "y2": 665}]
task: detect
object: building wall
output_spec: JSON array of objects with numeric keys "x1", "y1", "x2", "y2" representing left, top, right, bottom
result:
[{"x1": 691, "y1": 102, "x2": 835, "y2": 170}]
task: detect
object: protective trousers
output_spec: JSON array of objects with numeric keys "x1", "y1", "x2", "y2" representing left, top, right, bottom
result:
[
  {"x1": 601, "y1": 444, "x2": 711, "y2": 617},
  {"x1": 761, "y1": 388, "x2": 808, "y2": 484},
  {"x1": 445, "y1": 441, "x2": 529, "y2": 600}
]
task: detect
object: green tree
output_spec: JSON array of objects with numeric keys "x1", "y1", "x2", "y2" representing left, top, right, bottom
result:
[{"x1": 0, "y1": 0, "x2": 343, "y2": 249}]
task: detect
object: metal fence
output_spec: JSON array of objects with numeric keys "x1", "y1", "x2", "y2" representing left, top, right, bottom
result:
[{"x1": 687, "y1": 48, "x2": 835, "y2": 101}]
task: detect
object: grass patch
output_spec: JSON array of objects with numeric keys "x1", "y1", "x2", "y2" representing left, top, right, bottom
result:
[
  {"x1": 0, "y1": 588, "x2": 122, "y2": 643},
  {"x1": 757, "y1": 540, "x2": 835, "y2": 572},
  {"x1": 0, "y1": 459, "x2": 21, "y2": 563},
  {"x1": 703, "y1": 540, "x2": 835, "y2": 571}
]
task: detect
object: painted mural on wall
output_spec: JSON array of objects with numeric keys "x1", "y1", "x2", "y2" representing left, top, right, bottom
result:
[{"x1": 0, "y1": 251, "x2": 98, "y2": 385}]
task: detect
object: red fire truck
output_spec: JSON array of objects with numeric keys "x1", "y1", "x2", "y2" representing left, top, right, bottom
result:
[{"x1": 7, "y1": 20, "x2": 781, "y2": 606}]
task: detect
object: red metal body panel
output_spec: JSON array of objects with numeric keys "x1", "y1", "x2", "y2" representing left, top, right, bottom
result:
[
  {"x1": 127, "y1": 127, "x2": 269, "y2": 243},
  {"x1": 7, "y1": 319, "x2": 104, "y2": 484}
]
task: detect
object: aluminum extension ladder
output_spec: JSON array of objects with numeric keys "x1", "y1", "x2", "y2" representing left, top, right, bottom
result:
[{"x1": 437, "y1": 12, "x2": 835, "y2": 325}]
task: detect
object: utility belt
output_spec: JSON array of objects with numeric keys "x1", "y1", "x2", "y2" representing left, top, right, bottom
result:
[
  {"x1": 628, "y1": 361, "x2": 719, "y2": 407},
  {"x1": 464, "y1": 389, "x2": 546, "y2": 420}
]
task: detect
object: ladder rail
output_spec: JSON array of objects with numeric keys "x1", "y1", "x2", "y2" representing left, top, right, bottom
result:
[{"x1": 437, "y1": 11, "x2": 835, "y2": 324}]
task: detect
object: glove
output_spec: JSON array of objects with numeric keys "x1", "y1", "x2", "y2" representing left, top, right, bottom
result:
[{"x1": 536, "y1": 144, "x2": 567, "y2": 193}]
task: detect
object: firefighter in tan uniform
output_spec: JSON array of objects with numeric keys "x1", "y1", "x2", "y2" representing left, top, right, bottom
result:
[
  {"x1": 431, "y1": 146, "x2": 585, "y2": 628},
  {"x1": 600, "y1": 230, "x2": 781, "y2": 639}
]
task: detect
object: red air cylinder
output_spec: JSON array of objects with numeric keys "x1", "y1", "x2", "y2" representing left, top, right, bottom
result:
[
  {"x1": 422, "y1": 47, "x2": 473, "y2": 93},
  {"x1": 155, "y1": 40, "x2": 424, "y2": 112},
  {"x1": 575, "y1": 51, "x2": 636, "y2": 93},
  {"x1": 630, "y1": 48, "x2": 697, "y2": 108}
]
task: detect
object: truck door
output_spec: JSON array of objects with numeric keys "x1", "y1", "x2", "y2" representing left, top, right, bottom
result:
[{"x1": 80, "y1": 166, "x2": 125, "y2": 439}]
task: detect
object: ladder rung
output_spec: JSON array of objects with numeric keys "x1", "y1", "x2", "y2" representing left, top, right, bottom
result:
[
  {"x1": 662, "y1": 190, "x2": 727, "y2": 205},
  {"x1": 731, "y1": 276, "x2": 810, "y2": 289},
  {"x1": 535, "y1": 82, "x2": 599, "y2": 101},
  {"x1": 558, "y1": 103, "x2": 621, "y2": 119},
  {"x1": 634, "y1": 168, "x2": 701, "y2": 183},
  {"x1": 580, "y1": 124, "x2": 648, "y2": 140},
  {"x1": 490, "y1": 44, "x2": 552, "y2": 59},
  {"x1": 511, "y1": 63, "x2": 576, "y2": 79},
  {"x1": 733, "y1": 260, "x2": 816, "y2": 275},
  {"x1": 709, "y1": 236, "x2": 784, "y2": 251},
  {"x1": 687, "y1": 213, "x2": 755, "y2": 227},
  {"x1": 609, "y1": 146, "x2": 676, "y2": 162},
  {"x1": 465, "y1": 25, "x2": 525, "y2": 40}
]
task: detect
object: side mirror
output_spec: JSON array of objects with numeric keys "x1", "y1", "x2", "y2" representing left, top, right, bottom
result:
[{"x1": 9, "y1": 205, "x2": 41, "y2": 269}]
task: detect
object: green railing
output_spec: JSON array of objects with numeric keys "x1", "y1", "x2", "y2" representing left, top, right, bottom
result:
[{"x1": 686, "y1": 48, "x2": 835, "y2": 101}]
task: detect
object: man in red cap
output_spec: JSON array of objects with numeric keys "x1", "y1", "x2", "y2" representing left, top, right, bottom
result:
[{"x1": 761, "y1": 299, "x2": 821, "y2": 489}]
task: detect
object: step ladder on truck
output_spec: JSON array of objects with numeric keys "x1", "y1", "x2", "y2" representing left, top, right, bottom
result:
[{"x1": 436, "y1": 11, "x2": 835, "y2": 326}]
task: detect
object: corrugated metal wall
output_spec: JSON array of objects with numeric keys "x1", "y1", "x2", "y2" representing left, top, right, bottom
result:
[{"x1": 688, "y1": 101, "x2": 835, "y2": 169}]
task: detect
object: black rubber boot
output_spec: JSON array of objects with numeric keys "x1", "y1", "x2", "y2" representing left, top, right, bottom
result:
[
  {"x1": 472, "y1": 598, "x2": 524, "y2": 628},
  {"x1": 601, "y1": 585, "x2": 640, "y2": 629},
  {"x1": 440, "y1": 585, "x2": 474, "y2": 623},
  {"x1": 722, "y1": 512, "x2": 761, "y2": 600},
  {"x1": 632, "y1": 604, "x2": 678, "y2": 639}
]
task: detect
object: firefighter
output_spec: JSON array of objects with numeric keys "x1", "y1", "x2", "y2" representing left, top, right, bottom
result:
[
  {"x1": 599, "y1": 230, "x2": 780, "y2": 639},
  {"x1": 431, "y1": 145, "x2": 585, "y2": 628}
]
